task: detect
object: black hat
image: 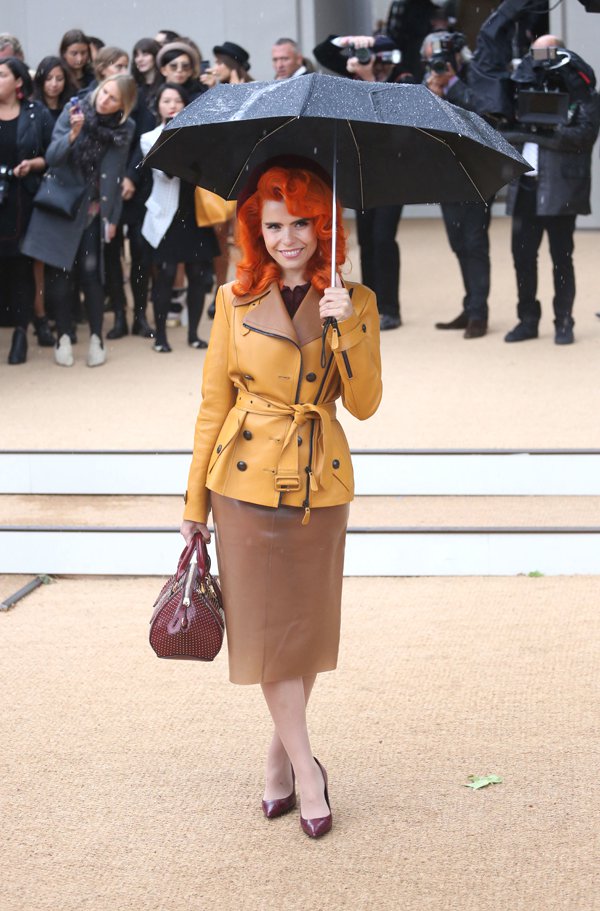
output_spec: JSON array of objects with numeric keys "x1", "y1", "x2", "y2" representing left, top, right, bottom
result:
[{"x1": 213, "y1": 41, "x2": 250, "y2": 70}]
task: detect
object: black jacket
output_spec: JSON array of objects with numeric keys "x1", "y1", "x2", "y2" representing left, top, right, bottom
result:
[
  {"x1": 503, "y1": 91, "x2": 600, "y2": 216},
  {"x1": 16, "y1": 101, "x2": 55, "y2": 195}
]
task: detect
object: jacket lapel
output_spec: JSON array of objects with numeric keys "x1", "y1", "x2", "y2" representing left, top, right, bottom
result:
[
  {"x1": 236, "y1": 283, "x2": 299, "y2": 345},
  {"x1": 293, "y1": 284, "x2": 323, "y2": 347}
]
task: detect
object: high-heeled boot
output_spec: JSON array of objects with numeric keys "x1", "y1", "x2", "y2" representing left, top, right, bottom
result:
[
  {"x1": 106, "y1": 309, "x2": 129, "y2": 339},
  {"x1": 8, "y1": 327, "x2": 28, "y2": 365},
  {"x1": 33, "y1": 315, "x2": 56, "y2": 347},
  {"x1": 132, "y1": 306, "x2": 154, "y2": 338}
]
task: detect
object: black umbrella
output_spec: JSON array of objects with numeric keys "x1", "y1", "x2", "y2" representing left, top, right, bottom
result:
[{"x1": 144, "y1": 73, "x2": 529, "y2": 280}]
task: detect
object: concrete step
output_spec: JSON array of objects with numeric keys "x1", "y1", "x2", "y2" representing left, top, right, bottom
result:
[
  {"x1": 2, "y1": 494, "x2": 599, "y2": 577},
  {"x1": 2, "y1": 494, "x2": 600, "y2": 529}
]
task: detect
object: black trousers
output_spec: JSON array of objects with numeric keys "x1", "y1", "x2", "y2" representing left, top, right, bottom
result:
[
  {"x1": 441, "y1": 200, "x2": 491, "y2": 322},
  {"x1": 512, "y1": 178, "x2": 576, "y2": 326},
  {"x1": 126, "y1": 222, "x2": 151, "y2": 316},
  {"x1": 103, "y1": 225, "x2": 127, "y2": 313},
  {"x1": 152, "y1": 260, "x2": 212, "y2": 345},
  {"x1": 0, "y1": 255, "x2": 34, "y2": 329},
  {"x1": 356, "y1": 205, "x2": 403, "y2": 319},
  {"x1": 46, "y1": 217, "x2": 105, "y2": 338}
]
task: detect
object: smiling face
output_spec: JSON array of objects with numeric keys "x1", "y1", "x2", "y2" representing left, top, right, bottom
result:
[
  {"x1": 95, "y1": 79, "x2": 123, "y2": 115},
  {"x1": 157, "y1": 87, "x2": 185, "y2": 123},
  {"x1": 160, "y1": 53, "x2": 193, "y2": 84},
  {"x1": 44, "y1": 65, "x2": 66, "y2": 101},
  {"x1": 134, "y1": 49, "x2": 155, "y2": 74},
  {"x1": 261, "y1": 198, "x2": 318, "y2": 285}
]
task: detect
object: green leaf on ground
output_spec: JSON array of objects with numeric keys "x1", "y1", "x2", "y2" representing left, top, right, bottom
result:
[
  {"x1": 465, "y1": 774, "x2": 503, "y2": 790},
  {"x1": 38, "y1": 575, "x2": 56, "y2": 585},
  {"x1": 527, "y1": 571, "x2": 544, "y2": 577}
]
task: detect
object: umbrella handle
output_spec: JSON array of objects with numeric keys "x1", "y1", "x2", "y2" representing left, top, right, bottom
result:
[{"x1": 331, "y1": 125, "x2": 337, "y2": 288}]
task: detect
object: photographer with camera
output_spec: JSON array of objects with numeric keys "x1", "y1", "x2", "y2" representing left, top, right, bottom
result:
[
  {"x1": 313, "y1": 33, "x2": 410, "y2": 330},
  {"x1": 501, "y1": 35, "x2": 600, "y2": 345},
  {"x1": 422, "y1": 31, "x2": 492, "y2": 339}
]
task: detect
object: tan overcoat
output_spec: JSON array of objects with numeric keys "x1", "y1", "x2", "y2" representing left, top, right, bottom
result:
[{"x1": 183, "y1": 279, "x2": 382, "y2": 524}]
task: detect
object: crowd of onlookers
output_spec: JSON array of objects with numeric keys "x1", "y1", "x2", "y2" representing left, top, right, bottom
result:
[{"x1": 0, "y1": 1, "x2": 599, "y2": 368}]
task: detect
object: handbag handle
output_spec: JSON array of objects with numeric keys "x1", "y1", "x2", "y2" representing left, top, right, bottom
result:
[{"x1": 176, "y1": 534, "x2": 210, "y2": 580}]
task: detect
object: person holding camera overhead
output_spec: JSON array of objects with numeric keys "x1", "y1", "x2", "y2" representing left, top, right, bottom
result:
[
  {"x1": 314, "y1": 33, "x2": 410, "y2": 332},
  {"x1": 501, "y1": 34, "x2": 600, "y2": 345},
  {"x1": 422, "y1": 30, "x2": 493, "y2": 340}
]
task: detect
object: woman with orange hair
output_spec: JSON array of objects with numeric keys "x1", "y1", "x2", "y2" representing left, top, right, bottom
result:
[{"x1": 179, "y1": 158, "x2": 382, "y2": 839}]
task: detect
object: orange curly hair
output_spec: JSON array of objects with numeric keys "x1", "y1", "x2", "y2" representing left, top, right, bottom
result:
[{"x1": 232, "y1": 165, "x2": 346, "y2": 297}]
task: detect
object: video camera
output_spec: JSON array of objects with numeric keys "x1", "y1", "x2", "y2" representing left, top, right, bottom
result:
[
  {"x1": 341, "y1": 44, "x2": 401, "y2": 66},
  {"x1": 514, "y1": 46, "x2": 596, "y2": 128},
  {"x1": 422, "y1": 31, "x2": 466, "y2": 75}
]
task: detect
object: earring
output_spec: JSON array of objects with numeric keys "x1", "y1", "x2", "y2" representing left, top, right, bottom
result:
[{"x1": 17, "y1": 88, "x2": 24, "y2": 100}]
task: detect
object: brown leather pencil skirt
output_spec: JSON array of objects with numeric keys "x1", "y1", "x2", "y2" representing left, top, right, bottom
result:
[{"x1": 211, "y1": 493, "x2": 350, "y2": 685}]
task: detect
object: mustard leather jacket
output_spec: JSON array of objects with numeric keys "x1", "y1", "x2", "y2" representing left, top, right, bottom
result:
[{"x1": 183, "y1": 279, "x2": 382, "y2": 524}]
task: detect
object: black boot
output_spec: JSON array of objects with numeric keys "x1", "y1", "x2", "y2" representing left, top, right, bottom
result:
[
  {"x1": 33, "y1": 315, "x2": 56, "y2": 347},
  {"x1": 106, "y1": 310, "x2": 129, "y2": 339},
  {"x1": 132, "y1": 309, "x2": 154, "y2": 338},
  {"x1": 435, "y1": 311, "x2": 468, "y2": 330},
  {"x1": 8, "y1": 327, "x2": 28, "y2": 365},
  {"x1": 504, "y1": 321, "x2": 539, "y2": 342}
]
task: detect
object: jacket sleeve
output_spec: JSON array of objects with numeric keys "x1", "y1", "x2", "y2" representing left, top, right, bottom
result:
[
  {"x1": 106, "y1": 121, "x2": 135, "y2": 225},
  {"x1": 183, "y1": 285, "x2": 238, "y2": 523},
  {"x1": 329, "y1": 285, "x2": 382, "y2": 420},
  {"x1": 44, "y1": 107, "x2": 75, "y2": 168}
]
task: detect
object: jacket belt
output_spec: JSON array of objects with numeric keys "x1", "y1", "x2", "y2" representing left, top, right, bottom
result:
[{"x1": 235, "y1": 390, "x2": 336, "y2": 493}]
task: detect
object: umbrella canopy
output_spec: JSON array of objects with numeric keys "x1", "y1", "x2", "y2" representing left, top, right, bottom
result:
[{"x1": 144, "y1": 72, "x2": 530, "y2": 209}]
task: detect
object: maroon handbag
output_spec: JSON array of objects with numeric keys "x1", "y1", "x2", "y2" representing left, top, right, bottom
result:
[{"x1": 149, "y1": 535, "x2": 224, "y2": 661}]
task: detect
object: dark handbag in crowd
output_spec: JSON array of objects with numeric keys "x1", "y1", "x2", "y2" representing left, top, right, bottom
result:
[
  {"x1": 33, "y1": 171, "x2": 86, "y2": 219},
  {"x1": 149, "y1": 535, "x2": 224, "y2": 661}
]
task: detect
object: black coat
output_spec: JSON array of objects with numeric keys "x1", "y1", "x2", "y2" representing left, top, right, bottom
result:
[
  {"x1": 16, "y1": 100, "x2": 55, "y2": 195},
  {"x1": 21, "y1": 106, "x2": 134, "y2": 272},
  {"x1": 503, "y1": 91, "x2": 600, "y2": 216}
]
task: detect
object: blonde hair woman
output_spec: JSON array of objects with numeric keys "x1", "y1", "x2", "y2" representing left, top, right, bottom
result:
[{"x1": 22, "y1": 75, "x2": 136, "y2": 367}]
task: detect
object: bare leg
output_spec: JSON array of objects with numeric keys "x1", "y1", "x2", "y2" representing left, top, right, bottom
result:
[
  {"x1": 263, "y1": 675, "x2": 315, "y2": 800},
  {"x1": 33, "y1": 260, "x2": 45, "y2": 318},
  {"x1": 261, "y1": 676, "x2": 329, "y2": 821}
]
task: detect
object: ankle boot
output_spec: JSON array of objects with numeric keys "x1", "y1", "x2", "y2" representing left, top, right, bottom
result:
[
  {"x1": 33, "y1": 315, "x2": 56, "y2": 347},
  {"x1": 8, "y1": 327, "x2": 28, "y2": 365},
  {"x1": 106, "y1": 310, "x2": 129, "y2": 339},
  {"x1": 132, "y1": 310, "x2": 154, "y2": 338}
]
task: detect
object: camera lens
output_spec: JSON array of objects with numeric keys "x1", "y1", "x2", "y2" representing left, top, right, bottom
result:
[{"x1": 356, "y1": 47, "x2": 372, "y2": 65}]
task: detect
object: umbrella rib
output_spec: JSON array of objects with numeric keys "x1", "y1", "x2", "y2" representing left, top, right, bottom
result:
[
  {"x1": 346, "y1": 121, "x2": 364, "y2": 212},
  {"x1": 228, "y1": 117, "x2": 300, "y2": 197},
  {"x1": 415, "y1": 128, "x2": 486, "y2": 204}
]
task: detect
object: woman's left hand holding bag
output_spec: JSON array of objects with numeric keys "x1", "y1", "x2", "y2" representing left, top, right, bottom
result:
[{"x1": 181, "y1": 519, "x2": 211, "y2": 545}]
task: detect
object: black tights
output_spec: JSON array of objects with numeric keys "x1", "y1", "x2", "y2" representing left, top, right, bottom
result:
[
  {"x1": 127, "y1": 222, "x2": 151, "y2": 316},
  {"x1": 0, "y1": 255, "x2": 35, "y2": 330},
  {"x1": 46, "y1": 217, "x2": 105, "y2": 339},
  {"x1": 152, "y1": 260, "x2": 211, "y2": 345}
]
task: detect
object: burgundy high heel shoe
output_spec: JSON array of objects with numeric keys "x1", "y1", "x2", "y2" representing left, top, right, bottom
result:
[
  {"x1": 300, "y1": 757, "x2": 332, "y2": 839},
  {"x1": 262, "y1": 768, "x2": 296, "y2": 819}
]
